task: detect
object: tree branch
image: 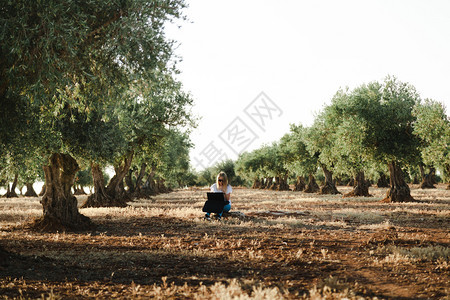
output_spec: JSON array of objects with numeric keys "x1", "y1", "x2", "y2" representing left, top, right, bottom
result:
[{"x1": 83, "y1": 9, "x2": 127, "y2": 46}]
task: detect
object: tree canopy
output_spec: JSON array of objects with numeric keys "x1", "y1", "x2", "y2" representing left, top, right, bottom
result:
[
  {"x1": 236, "y1": 76, "x2": 447, "y2": 202},
  {"x1": 1, "y1": 0, "x2": 195, "y2": 230},
  {"x1": 413, "y1": 99, "x2": 450, "y2": 183}
]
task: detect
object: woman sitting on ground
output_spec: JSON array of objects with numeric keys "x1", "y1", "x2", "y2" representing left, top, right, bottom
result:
[{"x1": 204, "y1": 171, "x2": 232, "y2": 220}]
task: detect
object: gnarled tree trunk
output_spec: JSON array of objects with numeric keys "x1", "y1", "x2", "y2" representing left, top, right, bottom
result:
[
  {"x1": 131, "y1": 163, "x2": 155, "y2": 199},
  {"x1": 39, "y1": 184, "x2": 46, "y2": 196},
  {"x1": 73, "y1": 185, "x2": 87, "y2": 195},
  {"x1": 347, "y1": 177, "x2": 355, "y2": 187},
  {"x1": 125, "y1": 169, "x2": 135, "y2": 194},
  {"x1": 157, "y1": 178, "x2": 168, "y2": 193},
  {"x1": 335, "y1": 177, "x2": 347, "y2": 186},
  {"x1": 24, "y1": 183, "x2": 38, "y2": 197},
  {"x1": 105, "y1": 151, "x2": 134, "y2": 202},
  {"x1": 130, "y1": 165, "x2": 158, "y2": 199},
  {"x1": 5, "y1": 173, "x2": 19, "y2": 198},
  {"x1": 144, "y1": 167, "x2": 158, "y2": 195},
  {"x1": 34, "y1": 153, "x2": 91, "y2": 231},
  {"x1": 267, "y1": 177, "x2": 276, "y2": 189},
  {"x1": 294, "y1": 176, "x2": 306, "y2": 191},
  {"x1": 319, "y1": 164, "x2": 340, "y2": 195},
  {"x1": 270, "y1": 176, "x2": 280, "y2": 190},
  {"x1": 382, "y1": 161, "x2": 414, "y2": 203},
  {"x1": 82, "y1": 163, "x2": 115, "y2": 208},
  {"x1": 268, "y1": 177, "x2": 274, "y2": 189},
  {"x1": 278, "y1": 175, "x2": 290, "y2": 191},
  {"x1": 377, "y1": 173, "x2": 390, "y2": 188},
  {"x1": 260, "y1": 178, "x2": 268, "y2": 189},
  {"x1": 419, "y1": 164, "x2": 436, "y2": 189},
  {"x1": 252, "y1": 178, "x2": 261, "y2": 189},
  {"x1": 82, "y1": 158, "x2": 130, "y2": 208},
  {"x1": 344, "y1": 171, "x2": 371, "y2": 197},
  {"x1": 304, "y1": 174, "x2": 320, "y2": 193},
  {"x1": 134, "y1": 163, "x2": 147, "y2": 194}
]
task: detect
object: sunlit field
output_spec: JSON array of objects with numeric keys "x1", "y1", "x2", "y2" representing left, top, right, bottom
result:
[{"x1": 1, "y1": 185, "x2": 449, "y2": 299}]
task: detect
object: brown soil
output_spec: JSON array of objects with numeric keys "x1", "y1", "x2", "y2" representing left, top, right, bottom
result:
[{"x1": 0, "y1": 185, "x2": 448, "y2": 299}]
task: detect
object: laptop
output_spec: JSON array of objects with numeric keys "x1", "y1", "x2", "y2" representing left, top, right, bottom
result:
[
  {"x1": 202, "y1": 192, "x2": 226, "y2": 213},
  {"x1": 207, "y1": 192, "x2": 225, "y2": 202}
]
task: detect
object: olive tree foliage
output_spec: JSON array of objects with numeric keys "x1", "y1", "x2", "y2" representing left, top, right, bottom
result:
[
  {"x1": 194, "y1": 159, "x2": 245, "y2": 188},
  {"x1": 0, "y1": 0, "x2": 191, "y2": 230},
  {"x1": 365, "y1": 160, "x2": 390, "y2": 187},
  {"x1": 235, "y1": 143, "x2": 289, "y2": 190},
  {"x1": 281, "y1": 125, "x2": 319, "y2": 192},
  {"x1": 235, "y1": 147, "x2": 274, "y2": 189},
  {"x1": 193, "y1": 159, "x2": 243, "y2": 188},
  {"x1": 74, "y1": 168, "x2": 93, "y2": 195},
  {"x1": 304, "y1": 77, "x2": 420, "y2": 201},
  {"x1": 261, "y1": 142, "x2": 290, "y2": 190},
  {"x1": 310, "y1": 77, "x2": 421, "y2": 201},
  {"x1": 235, "y1": 150, "x2": 266, "y2": 188},
  {"x1": 304, "y1": 110, "x2": 341, "y2": 195},
  {"x1": 15, "y1": 152, "x2": 44, "y2": 197},
  {"x1": 0, "y1": 89, "x2": 44, "y2": 197},
  {"x1": 120, "y1": 131, "x2": 174, "y2": 199},
  {"x1": 236, "y1": 131, "x2": 316, "y2": 191},
  {"x1": 0, "y1": 143, "x2": 44, "y2": 198},
  {"x1": 232, "y1": 77, "x2": 437, "y2": 203},
  {"x1": 413, "y1": 99, "x2": 450, "y2": 187},
  {"x1": 194, "y1": 168, "x2": 214, "y2": 187},
  {"x1": 149, "y1": 129, "x2": 194, "y2": 189},
  {"x1": 212, "y1": 159, "x2": 245, "y2": 187},
  {"x1": 321, "y1": 85, "x2": 384, "y2": 197},
  {"x1": 342, "y1": 77, "x2": 421, "y2": 202},
  {"x1": 81, "y1": 68, "x2": 195, "y2": 208}
]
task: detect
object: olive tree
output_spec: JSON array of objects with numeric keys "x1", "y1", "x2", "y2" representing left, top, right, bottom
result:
[
  {"x1": 81, "y1": 69, "x2": 194, "y2": 208},
  {"x1": 282, "y1": 125, "x2": 319, "y2": 192},
  {"x1": 264, "y1": 142, "x2": 290, "y2": 191},
  {"x1": 413, "y1": 99, "x2": 450, "y2": 188},
  {"x1": 304, "y1": 112, "x2": 340, "y2": 195},
  {"x1": 236, "y1": 151, "x2": 262, "y2": 188},
  {"x1": 345, "y1": 77, "x2": 421, "y2": 202},
  {"x1": 236, "y1": 147, "x2": 272, "y2": 189},
  {"x1": 1, "y1": 0, "x2": 190, "y2": 230},
  {"x1": 322, "y1": 86, "x2": 381, "y2": 197}
]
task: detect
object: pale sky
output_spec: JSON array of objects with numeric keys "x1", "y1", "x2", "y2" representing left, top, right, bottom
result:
[{"x1": 166, "y1": 0, "x2": 450, "y2": 170}]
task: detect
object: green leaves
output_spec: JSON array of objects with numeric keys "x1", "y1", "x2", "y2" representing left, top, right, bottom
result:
[
  {"x1": 236, "y1": 76, "x2": 441, "y2": 186},
  {"x1": 413, "y1": 99, "x2": 450, "y2": 173},
  {"x1": 1, "y1": 0, "x2": 194, "y2": 186}
]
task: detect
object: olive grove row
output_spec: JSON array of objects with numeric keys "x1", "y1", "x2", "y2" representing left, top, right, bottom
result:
[
  {"x1": 234, "y1": 77, "x2": 449, "y2": 202},
  {"x1": 0, "y1": 0, "x2": 195, "y2": 230}
]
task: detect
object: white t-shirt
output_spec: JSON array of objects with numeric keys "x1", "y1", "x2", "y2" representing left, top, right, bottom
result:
[{"x1": 210, "y1": 183, "x2": 232, "y2": 203}]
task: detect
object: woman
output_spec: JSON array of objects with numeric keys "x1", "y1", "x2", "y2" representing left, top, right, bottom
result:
[{"x1": 205, "y1": 171, "x2": 232, "y2": 220}]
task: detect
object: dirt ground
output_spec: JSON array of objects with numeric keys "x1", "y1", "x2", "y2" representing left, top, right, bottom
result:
[{"x1": 0, "y1": 185, "x2": 449, "y2": 299}]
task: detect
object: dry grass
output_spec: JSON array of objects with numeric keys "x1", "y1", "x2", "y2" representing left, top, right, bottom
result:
[{"x1": 0, "y1": 185, "x2": 449, "y2": 299}]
